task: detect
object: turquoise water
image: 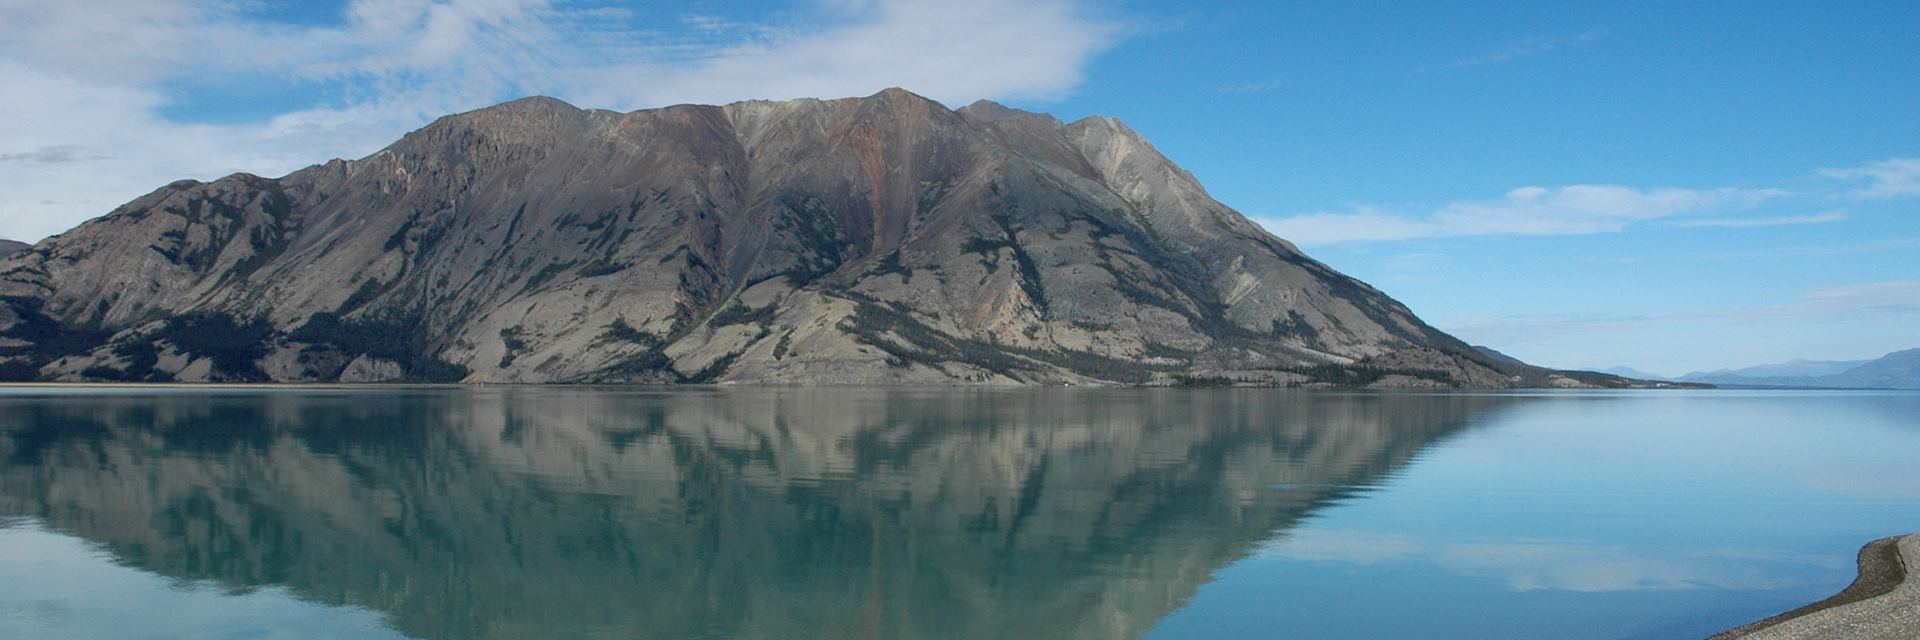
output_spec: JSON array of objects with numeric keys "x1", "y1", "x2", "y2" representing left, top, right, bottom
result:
[{"x1": 0, "y1": 388, "x2": 1914, "y2": 639}]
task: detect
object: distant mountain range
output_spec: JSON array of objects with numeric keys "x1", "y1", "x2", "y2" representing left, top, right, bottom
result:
[
  {"x1": 1625, "y1": 349, "x2": 1920, "y2": 389},
  {"x1": 0, "y1": 239, "x2": 27, "y2": 260},
  {"x1": 1596, "y1": 366, "x2": 1669, "y2": 381}
]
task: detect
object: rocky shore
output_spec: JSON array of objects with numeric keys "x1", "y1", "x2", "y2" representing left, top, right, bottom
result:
[{"x1": 1713, "y1": 533, "x2": 1917, "y2": 639}]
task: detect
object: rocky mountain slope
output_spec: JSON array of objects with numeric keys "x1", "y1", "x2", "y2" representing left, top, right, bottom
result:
[
  {"x1": 0, "y1": 239, "x2": 26, "y2": 260},
  {"x1": 0, "y1": 89, "x2": 1636, "y2": 387},
  {"x1": 1681, "y1": 349, "x2": 1920, "y2": 389}
]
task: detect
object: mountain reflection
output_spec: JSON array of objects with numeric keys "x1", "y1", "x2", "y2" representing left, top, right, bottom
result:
[{"x1": 0, "y1": 388, "x2": 1511, "y2": 639}]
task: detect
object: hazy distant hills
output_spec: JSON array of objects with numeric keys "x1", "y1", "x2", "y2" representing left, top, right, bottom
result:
[
  {"x1": 1685, "y1": 358, "x2": 1871, "y2": 380},
  {"x1": 0, "y1": 89, "x2": 1652, "y2": 388},
  {"x1": 1596, "y1": 366, "x2": 1669, "y2": 381},
  {"x1": 1667, "y1": 349, "x2": 1920, "y2": 389},
  {"x1": 0, "y1": 239, "x2": 26, "y2": 260},
  {"x1": 1467, "y1": 346, "x2": 1694, "y2": 388}
]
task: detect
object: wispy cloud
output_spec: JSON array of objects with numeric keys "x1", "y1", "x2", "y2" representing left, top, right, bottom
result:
[
  {"x1": 0, "y1": 0, "x2": 1126, "y2": 241},
  {"x1": 1257, "y1": 184, "x2": 1786, "y2": 244},
  {"x1": 578, "y1": 0, "x2": 1122, "y2": 108},
  {"x1": 1694, "y1": 235, "x2": 1920, "y2": 260},
  {"x1": 1799, "y1": 280, "x2": 1920, "y2": 310},
  {"x1": 1440, "y1": 280, "x2": 1920, "y2": 337},
  {"x1": 1424, "y1": 26, "x2": 1609, "y2": 71},
  {"x1": 0, "y1": 144, "x2": 110, "y2": 164},
  {"x1": 1668, "y1": 210, "x2": 1847, "y2": 228},
  {"x1": 1218, "y1": 79, "x2": 1286, "y2": 94},
  {"x1": 1257, "y1": 155, "x2": 1920, "y2": 245},
  {"x1": 1819, "y1": 157, "x2": 1920, "y2": 199}
]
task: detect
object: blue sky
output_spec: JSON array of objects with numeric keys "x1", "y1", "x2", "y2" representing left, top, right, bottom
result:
[{"x1": 0, "y1": 1, "x2": 1914, "y2": 374}]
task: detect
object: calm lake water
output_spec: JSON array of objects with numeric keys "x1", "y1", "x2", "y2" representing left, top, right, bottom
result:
[{"x1": 0, "y1": 388, "x2": 1915, "y2": 639}]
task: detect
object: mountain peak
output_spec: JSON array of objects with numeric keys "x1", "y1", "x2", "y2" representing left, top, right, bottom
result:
[
  {"x1": 1063, "y1": 114, "x2": 1157, "y2": 158},
  {"x1": 863, "y1": 86, "x2": 941, "y2": 106},
  {"x1": 956, "y1": 99, "x2": 1015, "y2": 118},
  {"x1": 433, "y1": 95, "x2": 586, "y2": 128},
  {"x1": 1066, "y1": 113, "x2": 1133, "y2": 133},
  {"x1": 957, "y1": 99, "x2": 1064, "y2": 127},
  {"x1": 492, "y1": 95, "x2": 581, "y2": 113}
]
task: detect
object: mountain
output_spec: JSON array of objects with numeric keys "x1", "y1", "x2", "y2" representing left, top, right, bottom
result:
[
  {"x1": 1470, "y1": 345, "x2": 1527, "y2": 369},
  {"x1": 0, "y1": 239, "x2": 26, "y2": 260},
  {"x1": 0, "y1": 89, "x2": 1635, "y2": 387},
  {"x1": 1597, "y1": 366, "x2": 1669, "y2": 380},
  {"x1": 1680, "y1": 349, "x2": 1920, "y2": 389},
  {"x1": 1682, "y1": 358, "x2": 1870, "y2": 381},
  {"x1": 1822, "y1": 349, "x2": 1920, "y2": 389}
]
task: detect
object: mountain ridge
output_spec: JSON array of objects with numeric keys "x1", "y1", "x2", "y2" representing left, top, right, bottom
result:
[
  {"x1": 1682, "y1": 358, "x2": 1873, "y2": 381},
  {"x1": 1658, "y1": 349, "x2": 1912, "y2": 388},
  {"x1": 1677, "y1": 349, "x2": 1920, "y2": 389},
  {"x1": 1596, "y1": 366, "x2": 1669, "y2": 380},
  {"x1": 0, "y1": 88, "x2": 1656, "y2": 388}
]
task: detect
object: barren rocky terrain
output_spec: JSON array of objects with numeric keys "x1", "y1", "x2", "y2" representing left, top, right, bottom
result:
[{"x1": 0, "y1": 89, "x2": 1642, "y2": 387}]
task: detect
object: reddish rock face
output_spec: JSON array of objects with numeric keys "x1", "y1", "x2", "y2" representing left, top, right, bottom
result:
[{"x1": 0, "y1": 88, "x2": 1572, "y2": 387}]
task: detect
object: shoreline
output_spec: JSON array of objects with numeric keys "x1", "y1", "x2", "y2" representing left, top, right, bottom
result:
[
  {"x1": 0, "y1": 381, "x2": 1761, "y2": 393},
  {"x1": 1712, "y1": 533, "x2": 1917, "y2": 639},
  {"x1": 0, "y1": 380, "x2": 1747, "y2": 391}
]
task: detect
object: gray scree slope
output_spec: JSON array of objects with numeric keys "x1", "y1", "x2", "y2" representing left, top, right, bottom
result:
[{"x1": 0, "y1": 89, "x2": 1632, "y2": 387}]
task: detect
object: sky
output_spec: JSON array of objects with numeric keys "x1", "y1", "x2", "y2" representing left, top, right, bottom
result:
[{"x1": 0, "y1": 0, "x2": 1914, "y2": 375}]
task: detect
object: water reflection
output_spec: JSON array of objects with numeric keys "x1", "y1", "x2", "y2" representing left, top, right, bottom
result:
[
  {"x1": 1258, "y1": 529, "x2": 1830, "y2": 592},
  {"x1": 0, "y1": 517, "x2": 402, "y2": 640},
  {"x1": 0, "y1": 388, "x2": 1511, "y2": 639}
]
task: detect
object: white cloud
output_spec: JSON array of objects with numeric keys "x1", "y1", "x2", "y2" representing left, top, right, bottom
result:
[
  {"x1": 1255, "y1": 157, "x2": 1920, "y2": 246},
  {"x1": 1694, "y1": 235, "x2": 1920, "y2": 260},
  {"x1": 1424, "y1": 26, "x2": 1610, "y2": 71},
  {"x1": 1252, "y1": 207, "x2": 1441, "y2": 244},
  {"x1": 1819, "y1": 157, "x2": 1920, "y2": 199},
  {"x1": 1798, "y1": 280, "x2": 1920, "y2": 311},
  {"x1": 1218, "y1": 79, "x2": 1286, "y2": 95},
  {"x1": 1668, "y1": 209, "x2": 1848, "y2": 228},
  {"x1": 1257, "y1": 184, "x2": 1787, "y2": 245},
  {"x1": 0, "y1": 0, "x2": 1123, "y2": 241},
  {"x1": 1436, "y1": 185, "x2": 1785, "y2": 234},
  {"x1": 0, "y1": 144, "x2": 112, "y2": 164},
  {"x1": 578, "y1": 0, "x2": 1120, "y2": 108},
  {"x1": 0, "y1": 59, "x2": 415, "y2": 241}
]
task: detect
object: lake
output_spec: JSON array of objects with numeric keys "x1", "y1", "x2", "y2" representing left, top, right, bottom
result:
[{"x1": 1, "y1": 387, "x2": 1915, "y2": 639}]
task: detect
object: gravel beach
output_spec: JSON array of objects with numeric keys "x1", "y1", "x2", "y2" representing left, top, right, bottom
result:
[{"x1": 1712, "y1": 533, "x2": 1917, "y2": 639}]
